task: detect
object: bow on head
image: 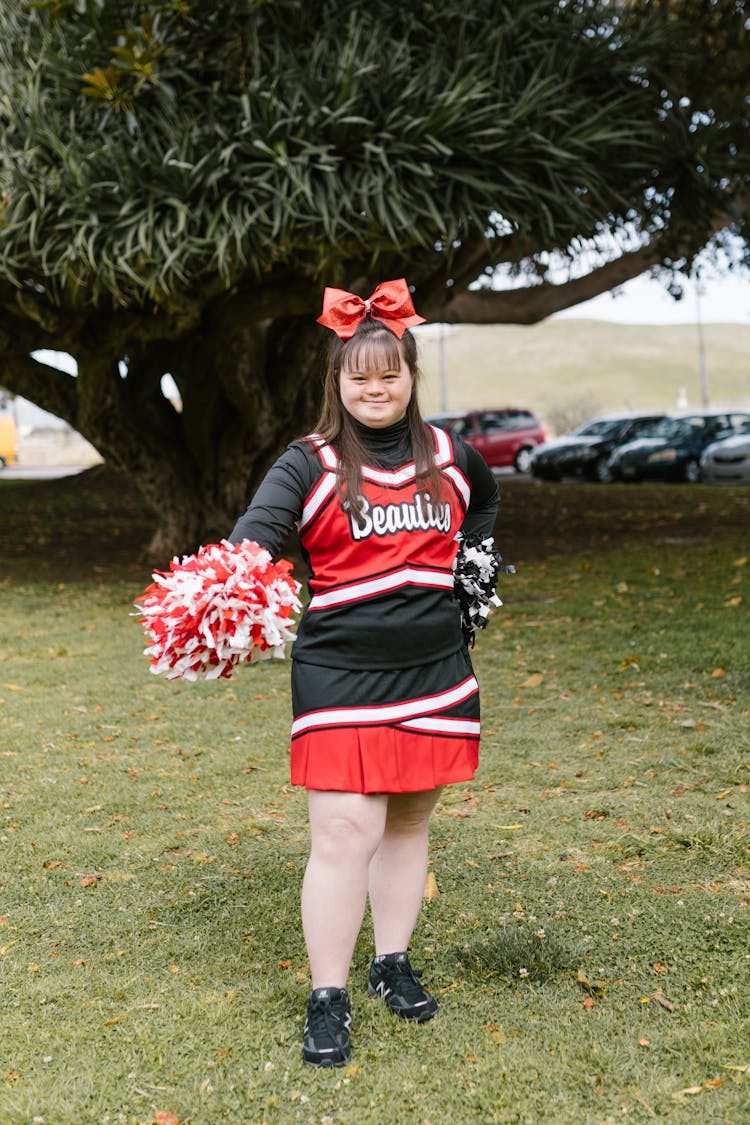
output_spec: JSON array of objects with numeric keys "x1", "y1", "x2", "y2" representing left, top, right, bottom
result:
[{"x1": 316, "y1": 278, "x2": 425, "y2": 340}]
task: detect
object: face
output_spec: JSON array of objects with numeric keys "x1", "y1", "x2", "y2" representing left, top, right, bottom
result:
[{"x1": 339, "y1": 354, "x2": 413, "y2": 429}]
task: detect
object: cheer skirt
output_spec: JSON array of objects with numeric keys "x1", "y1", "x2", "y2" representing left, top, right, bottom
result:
[{"x1": 289, "y1": 647, "x2": 480, "y2": 793}]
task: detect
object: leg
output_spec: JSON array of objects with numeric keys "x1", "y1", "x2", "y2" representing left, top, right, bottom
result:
[
  {"x1": 302, "y1": 790, "x2": 388, "y2": 989},
  {"x1": 368, "y1": 787, "x2": 442, "y2": 955}
]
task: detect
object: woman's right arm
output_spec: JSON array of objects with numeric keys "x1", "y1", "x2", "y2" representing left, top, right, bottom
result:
[{"x1": 228, "y1": 443, "x2": 317, "y2": 557}]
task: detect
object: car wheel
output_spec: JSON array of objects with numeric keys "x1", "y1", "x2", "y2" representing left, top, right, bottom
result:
[
  {"x1": 514, "y1": 446, "x2": 534, "y2": 473},
  {"x1": 684, "y1": 458, "x2": 701, "y2": 483},
  {"x1": 593, "y1": 457, "x2": 614, "y2": 484}
]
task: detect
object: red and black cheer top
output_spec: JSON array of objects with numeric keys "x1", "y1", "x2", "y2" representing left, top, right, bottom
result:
[{"x1": 229, "y1": 417, "x2": 499, "y2": 671}]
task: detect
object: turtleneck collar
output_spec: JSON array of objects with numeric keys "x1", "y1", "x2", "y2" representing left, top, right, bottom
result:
[
  {"x1": 350, "y1": 413, "x2": 411, "y2": 466},
  {"x1": 352, "y1": 414, "x2": 409, "y2": 444}
]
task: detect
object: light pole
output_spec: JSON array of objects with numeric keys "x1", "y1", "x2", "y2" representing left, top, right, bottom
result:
[
  {"x1": 695, "y1": 274, "x2": 710, "y2": 408},
  {"x1": 439, "y1": 324, "x2": 448, "y2": 412}
]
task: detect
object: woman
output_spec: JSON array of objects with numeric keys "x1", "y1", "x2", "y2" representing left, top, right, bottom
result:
[{"x1": 229, "y1": 279, "x2": 499, "y2": 1066}]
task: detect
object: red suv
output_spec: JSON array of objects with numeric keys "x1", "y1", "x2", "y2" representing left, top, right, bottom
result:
[{"x1": 427, "y1": 409, "x2": 547, "y2": 472}]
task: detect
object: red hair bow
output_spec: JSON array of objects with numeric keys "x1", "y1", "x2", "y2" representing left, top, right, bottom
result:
[{"x1": 316, "y1": 278, "x2": 425, "y2": 340}]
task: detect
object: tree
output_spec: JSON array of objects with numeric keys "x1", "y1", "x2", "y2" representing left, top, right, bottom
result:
[{"x1": 0, "y1": 0, "x2": 747, "y2": 554}]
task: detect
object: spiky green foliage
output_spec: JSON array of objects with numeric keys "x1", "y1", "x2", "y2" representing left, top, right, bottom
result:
[
  {"x1": 0, "y1": 0, "x2": 747, "y2": 553},
  {"x1": 1, "y1": 0, "x2": 745, "y2": 310}
]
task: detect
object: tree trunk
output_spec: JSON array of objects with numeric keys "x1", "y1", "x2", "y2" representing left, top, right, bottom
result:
[{"x1": 25, "y1": 307, "x2": 323, "y2": 561}]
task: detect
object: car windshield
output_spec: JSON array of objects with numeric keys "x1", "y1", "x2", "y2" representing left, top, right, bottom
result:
[
  {"x1": 572, "y1": 419, "x2": 624, "y2": 439},
  {"x1": 633, "y1": 418, "x2": 664, "y2": 437}
]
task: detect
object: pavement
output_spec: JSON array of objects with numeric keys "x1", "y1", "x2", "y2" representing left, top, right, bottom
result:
[{"x1": 0, "y1": 464, "x2": 89, "y2": 480}]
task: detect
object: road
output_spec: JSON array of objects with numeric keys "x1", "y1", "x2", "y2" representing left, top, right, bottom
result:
[{"x1": 0, "y1": 464, "x2": 88, "y2": 481}]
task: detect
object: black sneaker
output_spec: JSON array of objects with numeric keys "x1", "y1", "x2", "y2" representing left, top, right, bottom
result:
[
  {"x1": 368, "y1": 952, "x2": 438, "y2": 1022},
  {"x1": 302, "y1": 987, "x2": 352, "y2": 1068}
]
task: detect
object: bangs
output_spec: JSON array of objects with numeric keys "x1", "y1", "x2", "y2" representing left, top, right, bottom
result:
[{"x1": 338, "y1": 329, "x2": 403, "y2": 374}]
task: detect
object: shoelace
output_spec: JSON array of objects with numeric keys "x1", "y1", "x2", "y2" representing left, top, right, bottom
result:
[
  {"x1": 307, "y1": 996, "x2": 348, "y2": 1041},
  {"x1": 389, "y1": 962, "x2": 429, "y2": 1003}
]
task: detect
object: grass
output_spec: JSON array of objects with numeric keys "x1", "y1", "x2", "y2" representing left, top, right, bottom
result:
[{"x1": 1, "y1": 468, "x2": 749, "y2": 1123}]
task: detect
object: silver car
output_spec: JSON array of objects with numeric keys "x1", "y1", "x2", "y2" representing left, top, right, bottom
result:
[{"x1": 701, "y1": 422, "x2": 750, "y2": 483}]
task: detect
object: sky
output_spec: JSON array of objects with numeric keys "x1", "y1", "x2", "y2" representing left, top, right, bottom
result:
[
  {"x1": 7, "y1": 270, "x2": 750, "y2": 431},
  {"x1": 554, "y1": 270, "x2": 750, "y2": 326}
]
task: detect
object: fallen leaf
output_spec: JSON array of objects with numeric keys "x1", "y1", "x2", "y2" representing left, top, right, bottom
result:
[
  {"x1": 582, "y1": 996, "x2": 596, "y2": 1010},
  {"x1": 724, "y1": 596, "x2": 742, "y2": 607},
  {"x1": 423, "y1": 871, "x2": 440, "y2": 900},
  {"x1": 277, "y1": 959, "x2": 292, "y2": 970},
  {"x1": 653, "y1": 962, "x2": 667, "y2": 973},
  {"x1": 79, "y1": 875, "x2": 101, "y2": 888},
  {"x1": 733, "y1": 557, "x2": 748, "y2": 567},
  {"x1": 576, "y1": 969, "x2": 605, "y2": 997},
  {"x1": 652, "y1": 991, "x2": 675, "y2": 1013},
  {"x1": 520, "y1": 673, "x2": 544, "y2": 688},
  {"x1": 3, "y1": 683, "x2": 24, "y2": 692},
  {"x1": 155, "y1": 1112, "x2": 180, "y2": 1125},
  {"x1": 674, "y1": 1076, "x2": 724, "y2": 1099},
  {"x1": 638, "y1": 1037, "x2": 650, "y2": 1047},
  {"x1": 716, "y1": 787, "x2": 733, "y2": 800},
  {"x1": 711, "y1": 668, "x2": 726, "y2": 679},
  {"x1": 103, "y1": 1013, "x2": 128, "y2": 1027}
]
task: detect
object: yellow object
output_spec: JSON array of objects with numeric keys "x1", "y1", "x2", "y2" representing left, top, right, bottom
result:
[{"x1": 0, "y1": 413, "x2": 17, "y2": 467}]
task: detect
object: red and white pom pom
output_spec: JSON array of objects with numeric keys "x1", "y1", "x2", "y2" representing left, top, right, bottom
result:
[{"x1": 135, "y1": 539, "x2": 302, "y2": 681}]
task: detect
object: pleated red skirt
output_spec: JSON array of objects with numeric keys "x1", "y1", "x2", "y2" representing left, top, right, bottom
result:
[{"x1": 289, "y1": 648, "x2": 480, "y2": 793}]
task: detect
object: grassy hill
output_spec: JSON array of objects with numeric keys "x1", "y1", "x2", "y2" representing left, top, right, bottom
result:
[{"x1": 415, "y1": 319, "x2": 750, "y2": 434}]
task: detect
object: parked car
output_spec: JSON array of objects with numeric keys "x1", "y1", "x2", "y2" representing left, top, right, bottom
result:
[
  {"x1": 530, "y1": 412, "x2": 665, "y2": 482},
  {"x1": 608, "y1": 410, "x2": 750, "y2": 483},
  {"x1": 426, "y1": 409, "x2": 547, "y2": 472},
  {"x1": 700, "y1": 419, "x2": 750, "y2": 483}
]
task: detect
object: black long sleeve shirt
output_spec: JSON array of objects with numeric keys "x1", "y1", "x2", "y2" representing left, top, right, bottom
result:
[{"x1": 229, "y1": 419, "x2": 499, "y2": 668}]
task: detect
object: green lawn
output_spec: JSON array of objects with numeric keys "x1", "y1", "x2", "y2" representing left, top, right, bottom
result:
[{"x1": 1, "y1": 470, "x2": 748, "y2": 1124}]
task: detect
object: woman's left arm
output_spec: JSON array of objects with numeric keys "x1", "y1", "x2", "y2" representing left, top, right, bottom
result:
[{"x1": 457, "y1": 441, "x2": 499, "y2": 538}]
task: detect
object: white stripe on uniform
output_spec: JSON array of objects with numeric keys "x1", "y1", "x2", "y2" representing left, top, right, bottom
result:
[
  {"x1": 399, "y1": 717, "x2": 481, "y2": 736},
  {"x1": 308, "y1": 566, "x2": 454, "y2": 610},
  {"x1": 300, "y1": 472, "x2": 337, "y2": 530},
  {"x1": 291, "y1": 674, "x2": 479, "y2": 736}
]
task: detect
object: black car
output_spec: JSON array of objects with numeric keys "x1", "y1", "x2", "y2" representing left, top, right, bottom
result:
[
  {"x1": 530, "y1": 413, "x2": 665, "y2": 483},
  {"x1": 608, "y1": 410, "x2": 750, "y2": 483}
]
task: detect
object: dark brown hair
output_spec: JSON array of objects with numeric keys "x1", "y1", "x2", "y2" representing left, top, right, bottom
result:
[{"x1": 314, "y1": 318, "x2": 443, "y2": 521}]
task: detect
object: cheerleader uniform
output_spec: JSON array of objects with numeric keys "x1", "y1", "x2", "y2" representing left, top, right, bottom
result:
[{"x1": 229, "y1": 416, "x2": 499, "y2": 794}]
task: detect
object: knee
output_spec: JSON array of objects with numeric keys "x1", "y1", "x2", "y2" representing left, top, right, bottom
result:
[
  {"x1": 311, "y1": 812, "x2": 382, "y2": 862},
  {"x1": 385, "y1": 792, "x2": 440, "y2": 836}
]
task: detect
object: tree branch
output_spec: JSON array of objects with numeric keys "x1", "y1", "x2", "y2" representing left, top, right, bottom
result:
[
  {"x1": 0, "y1": 352, "x2": 79, "y2": 425},
  {"x1": 423, "y1": 239, "x2": 665, "y2": 325}
]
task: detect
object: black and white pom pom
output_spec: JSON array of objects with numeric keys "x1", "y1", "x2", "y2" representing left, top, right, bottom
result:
[{"x1": 452, "y1": 533, "x2": 514, "y2": 646}]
